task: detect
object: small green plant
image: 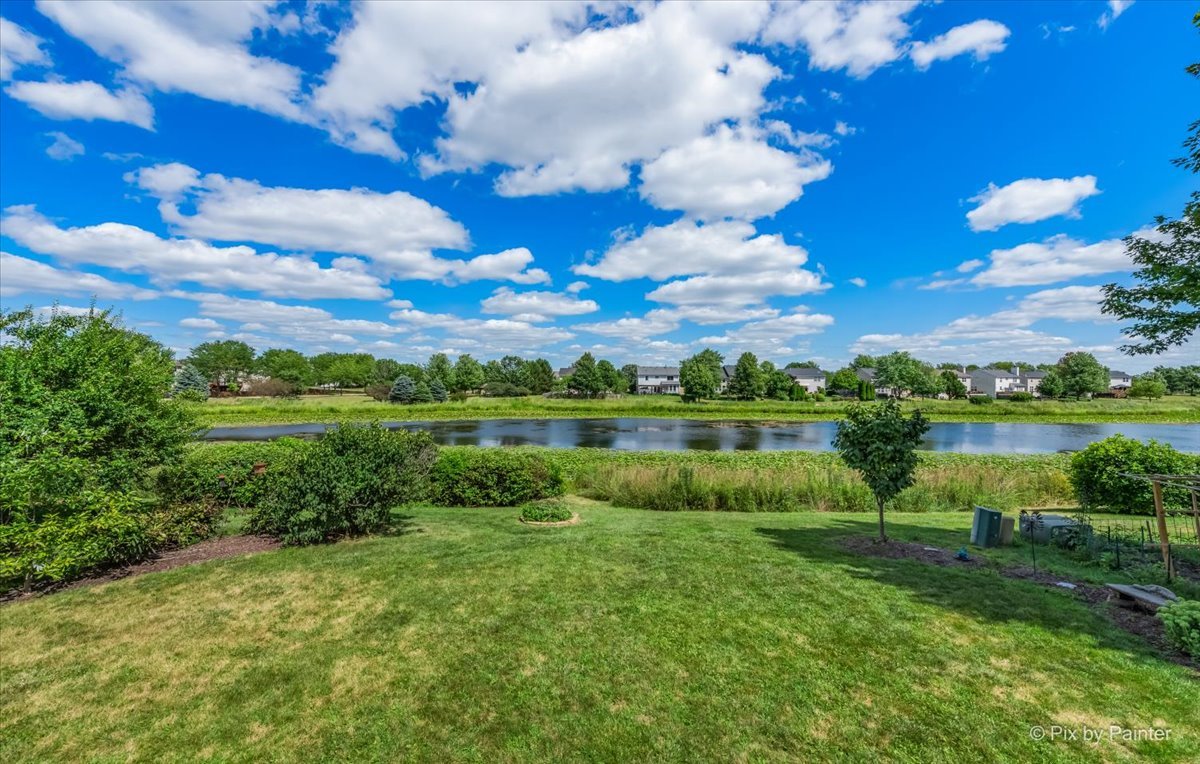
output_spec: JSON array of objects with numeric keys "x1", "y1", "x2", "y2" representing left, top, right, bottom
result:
[
  {"x1": 968, "y1": 395, "x2": 993, "y2": 405},
  {"x1": 1008, "y1": 392, "x2": 1034, "y2": 402},
  {"x1": 431, "y1": 448, "x2": 564, "y2": 506},
  {"x1": 1158, "y1": 599, "x2": 1200, "y2": 657},
  {"x1": 519, "y1": 498, "x2": 573, "y2": 523}
]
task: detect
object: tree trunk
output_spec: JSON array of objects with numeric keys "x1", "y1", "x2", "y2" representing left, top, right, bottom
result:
[{"x1": 876, "y1": 496, "x2": 887, "y2": 543}]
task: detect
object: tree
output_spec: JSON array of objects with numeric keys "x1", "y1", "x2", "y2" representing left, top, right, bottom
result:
[
  {"x1": 172, "y1": 363, "x2": 210, "y2": 401},
  {"x1": 389, "y1": 375, "x2": 415, "y2": 403},
  {"x1": 939, "y1": 369, "x2": 967, "y2": 399},
  {"x1": 596, "y1": 359, "x2": 625, "y2": 393},
  {"x1": 763, "y1": 365, "x2": 794, "y2": 400},
  {"x1": 256, "y1": 349, "x2": 313, "y2": 392},
  {"x1": 833, "y1": 400, "x2": 930, "y2": 542},
  {"x1": 187, "y1": 340, "x2": 254, "y2": 386},
  {"x1": 785, "y1": 360, "x2": 820, "y2": 369},
  {"x1": 620, "y1": 363, "x2": 639, "y2": 394},
  {"x1": 873, "y1": 351, "x2": 929, "y2": 397},
  {"x1": 679, "y1": 356, "x2": 717, "y2": 402},
  {"x1": 827, "y1": 368, "x2": 860, "y2": 393},
  {"x1": 849, "y1": 354, "x2": 877, "y2": 370},
  {"x1": 425, "y1": 353, "x2": 456, "y2": 391},
  {"x1": 728, "y1": 352, "x2": 763, "y2": 400},
  {"x1": 1, "y1": 307, "x2": 195, "y2": 511},
  {"x1": 324, "y1": 354, "x2": 374, "y2": 389},
  {"x1": 694, "y1": 348, "x2": 725, "y2": 384},
  {"x1": 1155, "y1": 364, "x2": 1200, "y2": 395},
  {"x1": 430, "y1": 378, "x2": 448, "y2": 403},
  {"x1": 1056, "y1": 352, "x2": 1109, "y2": 399},
  {"x1": 395, "y1": 363, "x2": 427, "y2": 386},
  {"x1": 568, "y1": 352, "x2": 604, "y2": 397},
  {"x1": 858, "y1": 379, "x2": 876, "y2": 401},
  {"x1": 453, "y1": 354, "x2": 484, "y2": 392},
  {"x1": 1038, "y1": 369, "x2": 1065, "y2": 399},
  {"x1": 1128, "y1": 374, "x2": 1168, "y2": 400},
  {"x1": 370, "y1": 358, "x2": 402, "y2": 386},
  {"x1": 412, "y1": 380, "x2": 433, "y2": 403},
  {"x1": 1101, "y1": 20, "x2": 1199, "y2": 355},
  {"x1": 524, "y1": 358, "x2": 557, "y2": 394}
]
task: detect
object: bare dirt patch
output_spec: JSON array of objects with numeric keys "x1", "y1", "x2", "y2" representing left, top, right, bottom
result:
[
  {"x1": 841, "y1": 535, "x2": 1198, "y2": 671},
  {"x1": 4, "y1": 535, "x2": 281, "y2": 603}
]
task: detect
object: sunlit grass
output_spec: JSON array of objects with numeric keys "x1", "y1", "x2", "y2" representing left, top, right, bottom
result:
[
  {"x1": 2, "y1": 506, "x2": 1197, "y2": 762},
  {"x1": 191, "y1": 393, "x2": 1200, "y2": 427}
]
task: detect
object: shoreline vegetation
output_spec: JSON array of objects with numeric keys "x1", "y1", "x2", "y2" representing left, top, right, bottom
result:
[{"x1": 191, "y1": 392, "x2": 1200, "y2": 427}]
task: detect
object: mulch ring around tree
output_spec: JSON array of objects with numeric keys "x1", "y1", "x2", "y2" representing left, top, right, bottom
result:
[
  {"x1": 840, "y1": 536, "x2": 1198, "y2": 671},
  {"x1": 2, "y1": 535, "x2": 281, "y2": 603}
]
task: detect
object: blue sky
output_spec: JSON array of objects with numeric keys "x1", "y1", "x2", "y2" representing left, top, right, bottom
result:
[{"x1": 1, "y1": 0, "x2": 1195, "y2": 371}]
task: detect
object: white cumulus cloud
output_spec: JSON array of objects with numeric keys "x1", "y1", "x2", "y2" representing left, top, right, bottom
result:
[
  {"x1": 0, "y1": 251, "x2": 156, "y2": 300},
  {"x1": 967, "y1": 176, "x2": 1101, "y2": 231},
  {"x1": 6, "y1": 80, "x2": 154, "y2": 128},
  {"x1": 909, "y1": 19, "x2": 1010, "y2": 69},
  {"x1": 0, "y1": 17, "x2": 50, "y2": 80},
  {"x1": 44, "y1": 131, "x2": 83, "y2": 160}
]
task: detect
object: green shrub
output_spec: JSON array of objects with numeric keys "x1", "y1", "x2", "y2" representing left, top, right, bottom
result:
[
  {"x1": 519, "y1": 497, "x2": 573, "y2": 522},
  {"x1": 431, "y1": 448, "x2": 564, "y2": 506},
  {"x1": 1158, "y1": 599, "x2": 1200, "y2": 657},
  {"x1": 1069, "y1": 435, "x2": 1199, "y2": 514},
  {"x1": 252, "y1": 425, "x2": 437, "y2": 545},
  {"x1": 157, "y1": 439, "x2": 312, "y2": 508},
  {"x1": 0, "y1": 491, "x2": 152, "y2": 587},
  {"x1": 1008, "y1": 392, "x2": 1034, "y2": 402},
  {"x1": 139, "y1": 501, "x2": 223, "y2": 549},
  {"x1": 968, "y1": 396, "x2": 993, "y2": 405}
]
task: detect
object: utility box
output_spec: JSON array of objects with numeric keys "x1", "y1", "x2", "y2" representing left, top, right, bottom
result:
[
  {"x1": 971, "y1": 506, "x2": 1002, "y2": 548},
  {"x1": 999, "y1": 516, "x2": 1015, "y2": 546}
]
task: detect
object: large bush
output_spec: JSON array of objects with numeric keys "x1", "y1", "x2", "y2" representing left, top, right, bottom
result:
[
  {"x1": 157, "y1": 439, "x2": 312, "y2": 508},
  {"x1": 0, "y1": 491, "x2": 152, "y2": 586},
  {"x1": 431, "y1": 448, "x2": 564, "y2": 506},
  {"x1": 0, "y1": 308, "x2": 196, "y2": 587},
  {"x1": 1069, "y1": 435, "x2": 1199, "y2": 514},
  {"x1": 252, "y1": 425, "x2": 437, "y2": 545},
  {"x1": 1158, "y1": 599, "x2": 1200, "y2": 658}
]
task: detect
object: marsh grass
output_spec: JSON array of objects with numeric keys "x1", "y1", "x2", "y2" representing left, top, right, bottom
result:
[
  {"x1": 574, "y1": 461, "x2": 1073, "y2": 513},
  {"x1": 192, "y1": 393, "x2": 1200, "y2": 427}
]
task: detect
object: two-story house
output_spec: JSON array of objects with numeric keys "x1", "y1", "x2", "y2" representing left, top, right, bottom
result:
[
  {"x1": 635, "y1": 365, "x2": 680, "y2": 395},
  {"x1": 970, "y1": 366, "x2": 1046, "y2": 397},
  {"x1": 784, "y1": 367, "x2": 827, "y2": 394},
  {"x1": 1108, "y1": 370, "x2": 1132, "y2": 390}
]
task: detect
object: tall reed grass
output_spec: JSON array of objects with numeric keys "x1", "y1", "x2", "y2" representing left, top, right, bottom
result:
[{"x1": 574, "y1": 462, "x2": 1073, "y2": 513}]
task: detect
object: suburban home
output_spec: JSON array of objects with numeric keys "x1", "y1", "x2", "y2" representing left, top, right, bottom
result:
[
  {"x1": 854, "y1": 367, "x2": 898, "y2": 397},
  {"x1": 556, "y1": 366, "x2": 575, "y2": 379},
  {"x1": 970, "y1": 366, "x2": 1047, "y2": 398},
  {"x1": 635, "y1": 365, "x2": 681, "y2": 395},
  {"x1": 718, "y1": 365, "x2": 738, "y2": 393},
  {"x1": 1108, "y1": 370, "x2": 1133, "y2": 390},
  {"x1": 784, "y1": 366, "x2": 827, "y2": 394}
]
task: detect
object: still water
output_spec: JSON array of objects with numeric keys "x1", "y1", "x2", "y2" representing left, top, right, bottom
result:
[{"x1": 202, "y1": 418, "x2": 1200, "y2": 454}]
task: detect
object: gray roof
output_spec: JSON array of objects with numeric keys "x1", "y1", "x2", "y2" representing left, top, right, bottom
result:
[
  {"x1": 855, "y1": 367, "x2": 876, "y2": 381},
  {"x1": 785, "y1": 367, "x2": 826, "y2": 379},
  {"x1": 974, "y1": 367, "x2": 1045, "y2": 379},
  {"x1": 636, "y1": 366, "x2": 679, "y2": 375},
  {"x1": 722, "y1": 365, "x2": 737, "y2": 378},
  {"x1": 1109, "y1": 370, "x2": 1130, "y2": 377},
  {"x1": 1023, "y1": 369, "x2": 1047, "y2": 378}
]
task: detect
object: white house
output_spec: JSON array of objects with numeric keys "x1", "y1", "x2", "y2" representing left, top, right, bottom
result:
[
  {"x1": 784, "y1": 367, "x2": 827, "y2": 394},
  {"x1": 969, "y1": 366, "x2": 1046, "y2": 398},
  {"x1": 1108, "y1": 370, "x2": 1132, "y2": 390},
  {"x1": 635, "y1": 365, "x2": 680, "y2": 395}
]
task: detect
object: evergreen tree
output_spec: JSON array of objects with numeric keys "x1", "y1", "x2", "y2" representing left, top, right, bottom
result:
[
  {"x1": 728, "y1": 352, "x2": 763, "y2": 400},
  {"x1": 524, "y1": 358, "x2": 557, "y2": 394},
  {"x1": 389, "y1": 375, "x2": 416, "y2": 403},
  {"x1": 412, "y1": 380, "x2": 433, "y2": 403},
  {"x1": 172, "y1": 363, "x2": 210, "y2": 401},
  {"x1": 430, "y1": 378, "x2": 448, "y2": 402}
]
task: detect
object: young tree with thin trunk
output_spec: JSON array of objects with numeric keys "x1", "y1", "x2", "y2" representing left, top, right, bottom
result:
[{"x1": 834, "y1": 400, "x2": 930, "y2": 542}]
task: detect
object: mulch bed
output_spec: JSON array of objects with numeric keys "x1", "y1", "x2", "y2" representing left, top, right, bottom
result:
[
  {"x1": 3, "y1": 535, "x2": 280, "y2": 603},
  {"x1": 841, "y1": 536, "x2": 1198, "y2": 671}
]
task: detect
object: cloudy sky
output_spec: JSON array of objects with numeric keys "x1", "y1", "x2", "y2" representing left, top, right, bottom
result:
[{"x1": 0, "y1": 0, "x2": 1195, "y2": 370}]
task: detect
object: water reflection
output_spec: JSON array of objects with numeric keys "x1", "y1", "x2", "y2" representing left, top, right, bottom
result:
[{"x1": 202, "y1": 418, "x2": 1200, "y2": 454}]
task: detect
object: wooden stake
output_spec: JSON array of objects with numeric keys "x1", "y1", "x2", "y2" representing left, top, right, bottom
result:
[
  {"x1": 1192, "y1": 488, "x2": 1199, "y2": 545},
  {"x1": 1151, "y1": 480, "x2": 1172, "y2": 577}
]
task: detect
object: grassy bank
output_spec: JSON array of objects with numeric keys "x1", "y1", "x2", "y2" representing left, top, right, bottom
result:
[
  {"x1": 192, "y1": 393, "x2": 1200, "y2": 427},
  {"x1": 2, "y1": 506, "x2": 1195, "y2": 762}
]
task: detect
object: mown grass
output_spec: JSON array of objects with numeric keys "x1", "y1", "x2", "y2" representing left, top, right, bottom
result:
[
  {"x1": 2, "y1": 505, "x2": 1197, "y2": 763},
  {"x1": 192, "y1": 393, "x2": 1200, "y2": 427}
]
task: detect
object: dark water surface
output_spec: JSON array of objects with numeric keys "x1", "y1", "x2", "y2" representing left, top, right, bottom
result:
[{"x1": 202, "y1": 418, "x2": 1200, "y2": 454}]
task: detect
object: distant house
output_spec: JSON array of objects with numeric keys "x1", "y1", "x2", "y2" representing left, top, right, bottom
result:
[
  {"x1": 1108, "y1": 370, "x2": 1132, "y2": 390},
  {"x1": 784, "y1": 367, "x2": 826, "y2": 394},
  {"x1": 970, "y1": 366, "x2": 1047, "y2": 398},
  {"x1": 853, "y1": 367, "x2": 897, "y2": 397},
  {"x1": 556, "y1": 366, "x2": 575, "y2": 379},
  {"x1": 635, "y1": 365, "x2": 680, "y2": 395}
]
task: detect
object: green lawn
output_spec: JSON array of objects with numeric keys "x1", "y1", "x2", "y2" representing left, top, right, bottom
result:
[
  {"x1": 3, "y1": 505, "x2": 1196, "y2": 763},
  {"x1": 192, "y1": 393, "x2": 1200, "y2": 427}
]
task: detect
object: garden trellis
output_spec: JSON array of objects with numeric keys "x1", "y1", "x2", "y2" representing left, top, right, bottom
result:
[{"x1": 1116, "y1": 472, "x2": 1200, "y2": 577}]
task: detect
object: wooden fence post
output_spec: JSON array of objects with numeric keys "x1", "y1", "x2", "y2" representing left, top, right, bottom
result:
[
  {"x1": 1151, "y1": 480, "x2": 1173, "y2": 577},
  {"x1": 1192, "y1": 488, "x2": 1199, "y2": 545}
]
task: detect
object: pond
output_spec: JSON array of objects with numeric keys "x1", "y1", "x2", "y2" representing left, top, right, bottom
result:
[{"x1": 200, "y1": 418, "x2": 1200, "y2": 454}]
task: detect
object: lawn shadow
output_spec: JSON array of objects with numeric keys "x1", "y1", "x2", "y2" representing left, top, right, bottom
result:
[{"x1": 755, "y1": 518, "x2": 1192, "y2": 671}]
